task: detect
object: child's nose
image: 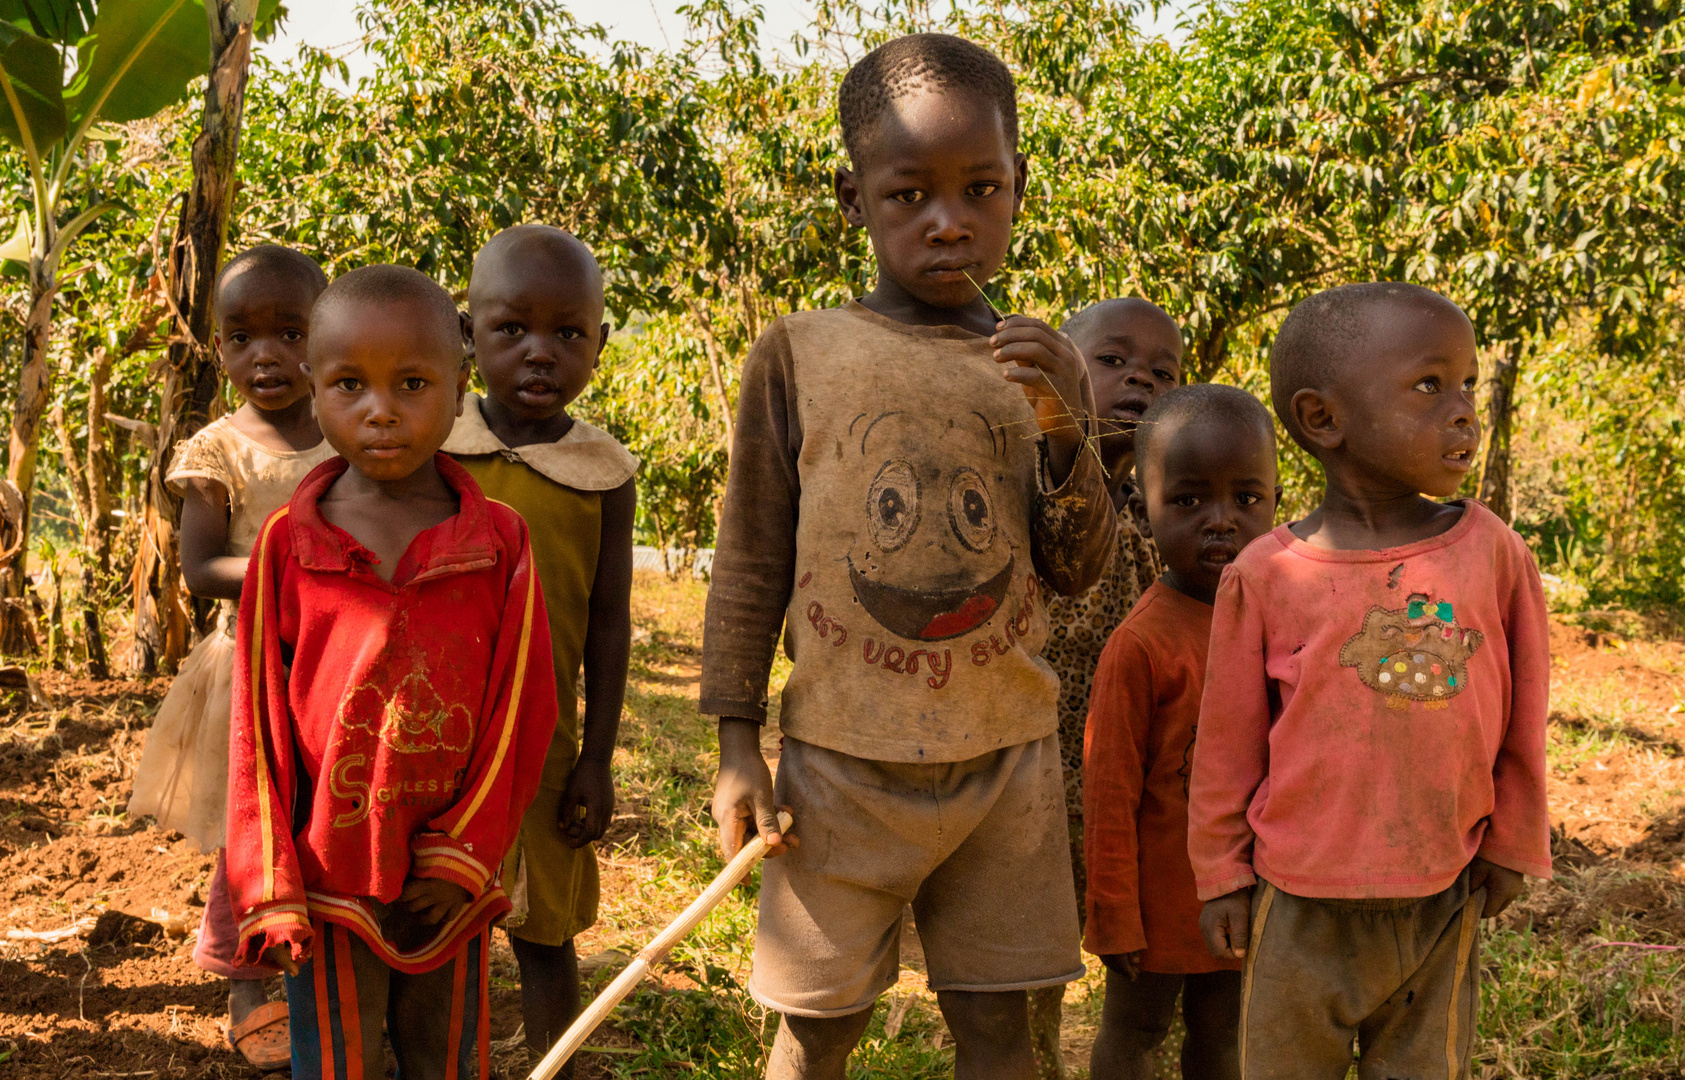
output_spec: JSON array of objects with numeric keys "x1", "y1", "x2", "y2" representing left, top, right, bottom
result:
[
  {"x1": 365, "y1": 394, "x2": 401, "y2": 424},
  {"x1": 925, "y1": 199, "x2": 972, "y2": 244}
]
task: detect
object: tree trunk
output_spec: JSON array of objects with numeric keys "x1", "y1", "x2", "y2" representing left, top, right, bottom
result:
[
  {"x1": 1477, "y1": 339, "x2": 1524, "y2": 523},
  {"x1": 1, "y1": 275, "x2": 56, "y2": 656},
  {"x1": 86, "y1": 347, "x2": 113, "y2": 573},
  {"x1": 1190, "y1": 316, "x2": 1229, "y2": 383},
  {"x1": 131, "y1": 1, "x2": 258, "y2": 673}
]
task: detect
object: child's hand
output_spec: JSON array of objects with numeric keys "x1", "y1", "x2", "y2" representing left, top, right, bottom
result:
[
  {"x1": 263, "y1": 943, "x2": 304, "y2": 977},
  {"x1": 1199, "y1": 889, "x2": 1253, "y2": 961},
  {"x1": 712, "y1": 717, "x2": 796, "y2": 859},
  {"x1": 1468, "y1": 856, "x2": 1526, "y2": 918},
  {"x1": 989, "y1": 315, "x2": 1091, "y2": 463},
  {"x1": 400, "y1": 877, "x2": 472, "y2": 926},
  {"x1": 559, "y1": 758, "x2": 616, "y2": 848},
  {"x1": 1108, "y1": 951, "x2": 1145, "y2": 980}
]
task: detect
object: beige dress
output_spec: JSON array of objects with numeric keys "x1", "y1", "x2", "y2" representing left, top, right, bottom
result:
[{"x1": 128, "y1": 417, "x2": 336, "y2": 848}]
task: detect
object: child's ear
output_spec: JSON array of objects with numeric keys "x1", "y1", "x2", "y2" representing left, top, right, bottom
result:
[
  {"x1": 1011, "y1": 152, "x2": 1029, "y2": 215},
  {"x1": 454, "y1": 357, "x2": 470, "y2": 415},
  {"x1": 595, "y1": 321, "x2": 610, "y2": 364},
  {"x1": 459, "y1": 310, "x2": 475, "y2": 360},
  {"x1": 1290, "y1": 388, "x2": 1343, "y2": 451},
  {"x1": 1272, "y1": 483, "x2": 1284, "y2": 518},
  {"x1": 1127, "y1": 486, "x2": 1153, "y2": 539},
  {"x1": 834, "y1": 167, "x2": 866, "y2": 227}
]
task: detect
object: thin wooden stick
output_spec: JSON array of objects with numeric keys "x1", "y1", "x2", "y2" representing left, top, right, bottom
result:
[{"x1": 526, "y1": 810, "x2": 793, "y2": 1080}]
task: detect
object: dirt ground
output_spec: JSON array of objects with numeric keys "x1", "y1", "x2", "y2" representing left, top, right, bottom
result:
[{"x1": 0, "y1": 614, "x2": 1682, "y2": 1079}]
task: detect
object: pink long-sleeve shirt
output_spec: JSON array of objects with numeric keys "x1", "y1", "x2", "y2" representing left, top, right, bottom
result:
[{"x1": 1187, "y1": 501, "x2": 1553, "y2": 901}]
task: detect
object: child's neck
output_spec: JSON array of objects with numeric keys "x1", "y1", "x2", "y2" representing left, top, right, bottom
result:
[
  {"x1": 1290, "y1": 483, "x2": 1463, "y2": 551},
  {"x1": 860, "y1": 277, "x2": 999, "y2": 337},
  {"x1": 480, "y1": 394, "x2": 575, "y2": 449},
  {"x1": 1159, "y1": 569, "x2": 1217, "y2": 606},
  {"x1": 320, "y1": 459, "x2": 460, "y2": 583},
  {"x1": 231, "y1": 398, "x2": 321, "y2": 453}
]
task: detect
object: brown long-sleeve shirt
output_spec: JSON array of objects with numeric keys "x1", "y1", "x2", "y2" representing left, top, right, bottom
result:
[{"x1": 701, "y1": 302, "x2": 1117, "y2": 763}]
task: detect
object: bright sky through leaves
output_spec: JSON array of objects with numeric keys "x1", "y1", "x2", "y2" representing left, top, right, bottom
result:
[{"x1": 258, "y1": 0, "x2": 1192, "y2": 82}]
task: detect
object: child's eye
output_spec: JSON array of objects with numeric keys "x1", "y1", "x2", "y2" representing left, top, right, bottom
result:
[
  {"x1": 498, "y1": 322, "x2": 524, "y2": 337},
  {"x1": 1236, "y1": 492, "x2": 1261, "y2": 506},
  {"x1": 229, "y1": 332, "x2": 249, "y2": 344},
  {"x1": 1154, "y1": 368, "x2": 1178, "y2": 383},
  {"x1": 1174, "y1": 495, "x2": 1200, "y2": 508},
  {"x1": 336, "y1": 378, "x2": 360, "y2": 392},
  {"x1": 967, "y1": 182, "x2": 1000, "y2": 198},
  {"x1": 559, "y1": 327, "x2": 584, "y2": 341},
  {"x1": 402, "y1": 377, "x2": 429, "y2": 391},
  {"x1": 282, "y1": 329, "x2": 304, "y2": 342},
  {"x1": 1462, "y1": 376, "x2": 1478, "y2": 392},
  {"x1": 890, "y1": 189, "x2": 925, "y2": 205},
  {"x1": 1414, "y1": 376, "x2": 1440, "y2": 393},
  {"x1": 1095, "y1": 353, "x2": 1124, "y2": 367}
]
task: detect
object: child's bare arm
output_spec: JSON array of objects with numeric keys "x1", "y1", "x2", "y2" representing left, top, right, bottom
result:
[
  {"x1": 561, "y1": 477, "x2": 636, "y2": 848},
  {"x1": 989, "y1": 315, "x2": 1092, "y2": 485},
  {"x1": 178, "y1": 478, "x2": 248, "y2": 600},
  {"x1": 712, "y1": 717, "x2": 791, "y2": 859}
]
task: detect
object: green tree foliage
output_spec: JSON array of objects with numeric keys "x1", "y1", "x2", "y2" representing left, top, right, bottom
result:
[{"x1": 5, "y1": 0, "x2": 1683, "y2": 667}]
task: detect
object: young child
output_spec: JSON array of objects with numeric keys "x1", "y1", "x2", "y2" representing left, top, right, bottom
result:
[
  {"x1": 225, "y1": 265, "x2": 559, "y2": 1079},
  {"x1": 128, "y1": 244, "x2": 335, "y2": 1069},
  {"x1": 443, "y1": 223, "x2": 637, "y2": 1060},
  {"x1": 1189, "y1": 283, "x2": 1552, "y2": 1077},
  {"x1": 1030, "y1": 298, "x2": 1179, "y2": 1068},
  {"x1": 704, "y1": 34, "x2": 1116, "y2": 1080},
  {"x1": 1083, "y1": 384, "x2": 1280, "y2": 1080}
]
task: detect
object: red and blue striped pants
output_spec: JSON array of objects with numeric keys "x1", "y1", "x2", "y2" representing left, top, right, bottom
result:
[{"x1": 284, "y1": 920, "x2": 491, "y2": 1080}]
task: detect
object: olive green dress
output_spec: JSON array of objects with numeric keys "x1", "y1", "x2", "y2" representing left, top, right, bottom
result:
[{"x1": 443, "y1": 392, "x2": 639, "y2": 945}]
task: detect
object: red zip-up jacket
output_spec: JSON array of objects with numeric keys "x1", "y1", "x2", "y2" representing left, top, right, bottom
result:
[{"x1": 227, "y1": 455, "x2": 557, "y2": 973}]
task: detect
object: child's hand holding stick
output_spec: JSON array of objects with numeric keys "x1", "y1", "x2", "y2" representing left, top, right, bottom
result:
[{"x1": 526, "y1": 810, "x2": 795, "y2": 1080}]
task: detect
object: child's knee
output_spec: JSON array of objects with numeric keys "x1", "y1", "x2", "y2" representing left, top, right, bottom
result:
[
  {"x1": 936, "y1": 988, "x2": 1030, "y2": 1046},
  {"x1": 1181, "y1": 970, "x2": 1243, "y2": 1040}
]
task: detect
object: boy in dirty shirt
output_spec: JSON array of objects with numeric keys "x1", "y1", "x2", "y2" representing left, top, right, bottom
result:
[{"x1": 701, "y1": 33, "x2": 1117, "y2": 1080}]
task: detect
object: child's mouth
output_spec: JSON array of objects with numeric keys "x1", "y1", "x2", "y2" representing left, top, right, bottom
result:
[
  {"x1": 1442, "y1": 447, "x2": 1474, "y2": 470},
  {"x1": 1201, "y1": 542, "x2": 1239, "y2": 566}
]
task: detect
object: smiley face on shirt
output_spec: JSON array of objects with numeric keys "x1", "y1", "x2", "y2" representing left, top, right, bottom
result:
[{"x1": 843, "y1": 408, "x2": 1016, "y2": 641}]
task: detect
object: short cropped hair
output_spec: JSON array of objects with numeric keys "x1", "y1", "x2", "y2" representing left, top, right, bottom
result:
[
  {"x1": 1135, "y1": 383, "x2": 1275, "y2": 477},
  {"x1": 217, "y1": 244, "x2": 327, "y2": 298},
  {"x1": 839, "y1": 33, "x2": 1018, "y2": 164},
  {"x1": 310, "y1": 264, "x2": 461, "y2": 352},
  {"x1": 1269, "y1": 282, "x2": 1456, "y2": 450},
  {"x1": 1061, "y1": 297, "x2": 1180, "y2": 350}
]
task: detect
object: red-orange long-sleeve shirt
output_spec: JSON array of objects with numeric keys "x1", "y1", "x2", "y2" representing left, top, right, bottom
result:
[
  {"x1": 1188, "y1": 502, "x2": 1553, "y2": 901},
  {"x1": 1084, "y1": 581, "x2": 1241, "y2": 973},
  {"x1": 227, "y1": 455, "x2": 557, "y2": 973}
]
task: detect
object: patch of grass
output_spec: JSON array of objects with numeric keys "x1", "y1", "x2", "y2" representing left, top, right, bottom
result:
[
  {"x1": 1477, "y1": 923, "x2": 1685, "y2": 1078},
  {"x1": 1547, "y1": 715, "x2": 1648, "y2": 775}
]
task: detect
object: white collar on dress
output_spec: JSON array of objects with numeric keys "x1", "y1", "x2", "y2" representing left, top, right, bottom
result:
[{"x1": 442, "y1": 392, "x2": 640, "y2": 491}]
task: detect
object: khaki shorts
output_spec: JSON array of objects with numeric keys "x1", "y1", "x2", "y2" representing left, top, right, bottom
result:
[
  {"x1": 1240, "y1": 869, "x2": 1483, "y2": 1079},
  {"x1": 749, "y1": 734, "x2": 1084, "y2": 1017}
]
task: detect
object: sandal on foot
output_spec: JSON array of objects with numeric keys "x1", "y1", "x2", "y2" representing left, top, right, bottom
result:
[{"x1": 230, "y1": 1000, "x2": 291, "y2": 1072}]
